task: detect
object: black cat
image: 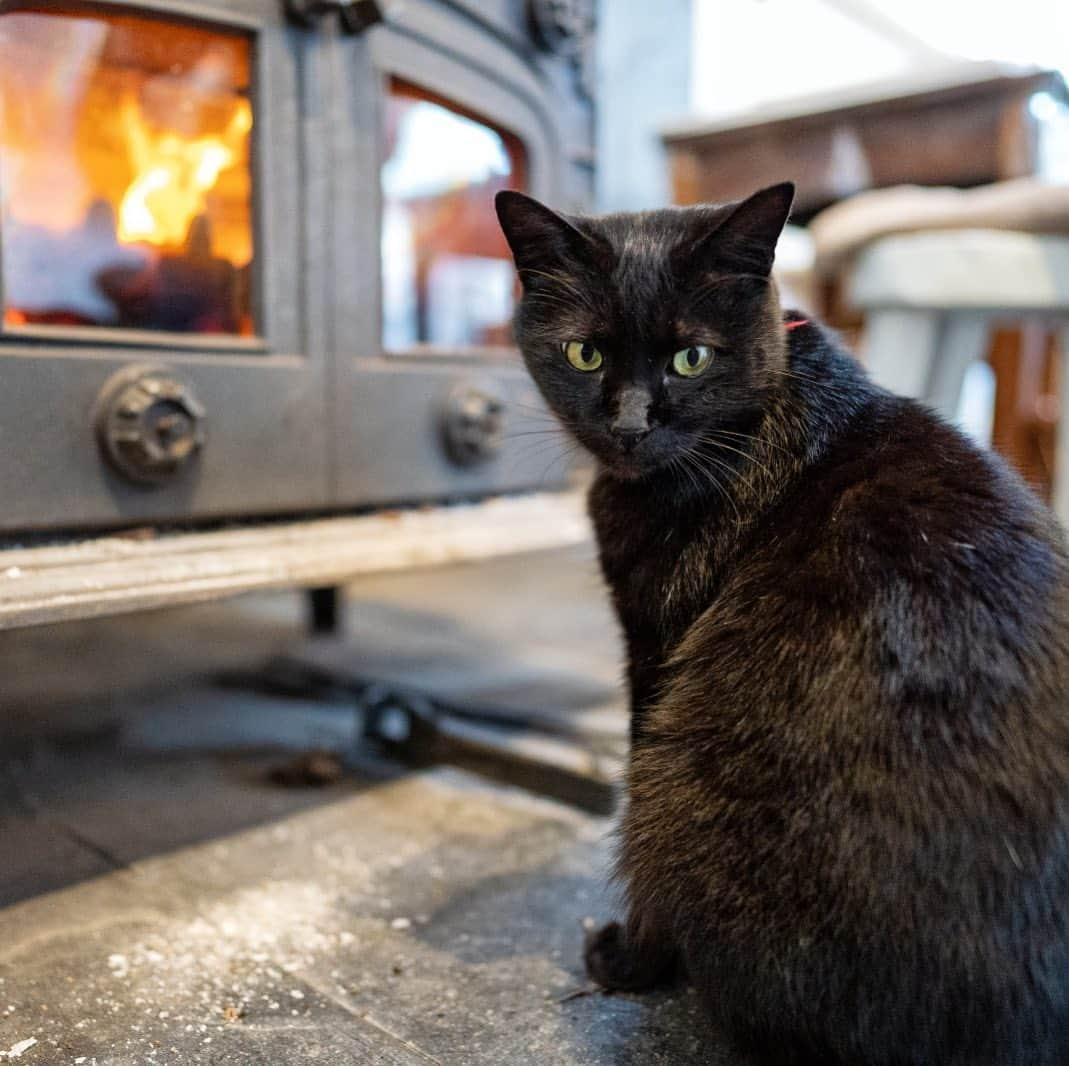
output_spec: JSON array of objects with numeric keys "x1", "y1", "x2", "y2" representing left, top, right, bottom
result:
[{"x1": 496, "y1": 183, "x2": 1069, "y2": 1066}]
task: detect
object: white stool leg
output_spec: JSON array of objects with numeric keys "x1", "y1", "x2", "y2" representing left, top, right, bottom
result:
[
  {"x1": 926, "y1": 313, "x2": 991, "y2": 424},
  {"x1": 1053, "y1": 325, "x2": 1069, "y2": 529},
  {"x1": 862, "y1": 309, "x2": 942, "y2": 400}
]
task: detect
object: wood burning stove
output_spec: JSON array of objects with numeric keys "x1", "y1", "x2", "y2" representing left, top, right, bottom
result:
[{"x1": 0, "y1": 0, "x2": 594, "y2": 533}]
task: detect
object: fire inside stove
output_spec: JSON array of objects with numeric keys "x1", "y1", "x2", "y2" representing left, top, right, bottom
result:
[{"x1": 0, "y1": 10, "x2": 255, "y2": 336}]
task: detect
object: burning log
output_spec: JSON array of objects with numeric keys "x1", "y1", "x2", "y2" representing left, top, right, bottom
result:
[{"x1": 96, "y1": 215, "x2": 247, "y2": 334}]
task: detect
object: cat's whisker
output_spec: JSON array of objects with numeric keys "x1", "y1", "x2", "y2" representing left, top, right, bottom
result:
[
  {"x1": 509, "y1": 444, "x2": 575, "y2": 468},
  {"x1": 503, "y1": 428, "x2": 568, "y2": 441},
  {"x1": 669, "y1": 452, "x2": 701, "y2": 503},
  {"x1": 678, "y1": 446, "x2": 742, "y2": 526},
  {"x1": 712, "y1": 428, "x2": 795, "y2": 459},
  {"x1": 518, "y1": 268, "x2": 598, "y2": 312},
  {"x1": 507, "y1": 402, "x2": 601, "y2": 433},
  {"x1": 510, "y1": 437, "x2": 576, "y2": 467},
  {"x1": 699, "y1": 435, "x2": 775, "y2": 479},
  {"x1": 506, "y1": 428, "x2": 570, "y2": 442},
  {"x1": 509, "y1": 418, "x2": 572, "y2": 435},
  {"x1": 674, "y1": 452, "x2": 708, "y2": 508},
  {"x1": 690, "y1": 438, "x2": 745, "y2": 480},
  {"x1": 765, "y1": 367, "x2": 847, "y2": 391},
  {"x1": 694, "y1": 445, "x2": 751, "y2": 514},
  {"x1": 535, "y1": 439, "x2": 581, "y2": 487},
  {"x1": 682, "y1": 272, "x2": 771, "y2": 313},
  {"x1": 523, "y1": 296, "x2": 581, "y2": 318},
  {"x1": 507, "y1": 401, "x2": 559, "y2": 415},
  {"x1": 763, "y1": 365, "x2": 827, "y2": 380},
  {"x1": 523, "y1": 290, "x2": 581, "y2": 309}
]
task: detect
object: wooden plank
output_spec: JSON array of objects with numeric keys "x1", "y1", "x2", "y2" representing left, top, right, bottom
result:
[
  {"x1": 0, "y1": 493, "x2": 592, "y2": 631},
  {"x1": 661, "y1": 70, "x2": 1064, "y2": 144}
]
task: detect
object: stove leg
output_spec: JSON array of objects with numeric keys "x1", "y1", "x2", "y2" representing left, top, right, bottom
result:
[{"x1": 307, "y1": 585, "x2": 343, "y2": 635}]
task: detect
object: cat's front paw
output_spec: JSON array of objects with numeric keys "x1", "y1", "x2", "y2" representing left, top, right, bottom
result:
[{"x1": 584, "y1": 920, "x2": 677, "y2": 992}]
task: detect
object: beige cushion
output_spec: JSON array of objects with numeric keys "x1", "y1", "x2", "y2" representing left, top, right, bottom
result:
[
  {"x1": 848, "y1": 229, "x2": 1069, "y2": 312},
  {"x1": 810, "y1": 179, "x2": 1069, "y2": 277}
]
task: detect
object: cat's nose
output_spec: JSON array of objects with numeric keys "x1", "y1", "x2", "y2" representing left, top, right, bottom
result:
[
  {"x1": 615, "y1": 428, "x2": 650, "y2": 453},
  {"x1": 612, "y1": 386, "x2": 653, "y2": 453}
]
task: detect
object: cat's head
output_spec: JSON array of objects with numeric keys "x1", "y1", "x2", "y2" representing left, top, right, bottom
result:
[{"x1": 495, "y1": 183, "x2": 794, "y2": 480}]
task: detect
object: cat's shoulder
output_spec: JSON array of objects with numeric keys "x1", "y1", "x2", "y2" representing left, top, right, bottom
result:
[{"x1": 797, "y1": 393, "x2": 1066, "y2": 593}]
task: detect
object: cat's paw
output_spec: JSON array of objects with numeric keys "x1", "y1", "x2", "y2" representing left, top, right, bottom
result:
[
  {"x1": 584, "y1": 921, "x2": 631, "y2": 988},
  {"x1": 583, "y1": 920, "x2": 677, "y2": 992}
]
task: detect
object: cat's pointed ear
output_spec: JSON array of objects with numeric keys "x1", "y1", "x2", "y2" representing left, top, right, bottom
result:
[
  {"x1": 700, "y1": 182, "x2": 795, "y2": 276},
  {"x1": 495, "y1": 191, "x2": 609, "y2": 280}
]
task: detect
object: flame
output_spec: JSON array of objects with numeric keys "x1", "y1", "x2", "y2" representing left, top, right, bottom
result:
[
  {"x1": 0, "y1": 11, "x2": 256, "y2": 333},
  {"x1": 116, "y1": 94, "x2": 253, "y2": 258}
]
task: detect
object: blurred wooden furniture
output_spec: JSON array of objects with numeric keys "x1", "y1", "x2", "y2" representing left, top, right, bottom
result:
[
  {"x1": 847, "y1": 230, "x2": 1069, "y2": 520},
  {"x1": 986, "y1": 326, "x2": 1062, "y2": 492},
  {"x1": 663, "y1": 69, "x2": 1068, "y2": 222}
]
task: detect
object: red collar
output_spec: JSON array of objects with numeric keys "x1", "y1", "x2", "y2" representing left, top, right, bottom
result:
[{"x1": 784, "y1": 318, "x2": 810, "y2": 331}]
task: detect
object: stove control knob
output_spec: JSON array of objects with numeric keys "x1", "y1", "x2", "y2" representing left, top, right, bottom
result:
[
  {"x1": 94, "y1": 365, "x2": 206, "y2": 486},
  {"x1": 441, "y1": 381, "x2": 506, "y2": 466}
]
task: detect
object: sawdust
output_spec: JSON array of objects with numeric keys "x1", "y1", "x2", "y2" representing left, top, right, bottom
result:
[
  {"x1": 65, "y1": 877, "x2": 364, "y2": 1056},
  {"x1": 0, "y1": 1038, "x2": 37, "y2": 1060},
  {"x1": 108, "y1": 879, "x2": 341, "y2": 993}
]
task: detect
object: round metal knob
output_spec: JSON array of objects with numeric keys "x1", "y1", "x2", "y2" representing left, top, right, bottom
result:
[
  {"x1": 95, "y1": 365, "x2": 206, "y2": 486},
  {"x1": 441, "y1": 382, "x2": 506, "y2": 467}
]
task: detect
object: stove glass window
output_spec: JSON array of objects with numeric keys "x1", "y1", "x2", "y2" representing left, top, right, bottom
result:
[
  {"x1": 382, "y1": 81, "x2": 527, "y2": 353},
  {"x1": 0, "y1": 10, "x2": 255, "y2": 336}
]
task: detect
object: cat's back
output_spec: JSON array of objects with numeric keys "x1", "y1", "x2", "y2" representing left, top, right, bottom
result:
[
  {"x1": 708, "y1": 390, "x2": 1069, "y2": 700},
  {"x1": 814, "y1": 390, "x2": 1067, "y2": 598}
]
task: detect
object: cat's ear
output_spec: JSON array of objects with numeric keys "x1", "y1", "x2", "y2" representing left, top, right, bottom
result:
[
  {"x1": 699, "y1": 182, "x2": 795, "y2": 276},
  {"x1": 495, "y1": 191, "x2": 609, "y2": 280}
]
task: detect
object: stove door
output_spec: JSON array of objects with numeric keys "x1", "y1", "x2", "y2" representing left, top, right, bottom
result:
[
  {"x1": 330, "y1": 7, "x2": 588, "y2": 507},
  {"x1": 0, "y1": 1, "x2": 329, "y2": 532}
]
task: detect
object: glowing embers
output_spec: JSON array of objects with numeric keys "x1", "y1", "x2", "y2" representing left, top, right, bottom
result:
[{"x1": 0, "y1": 10, "x2": 255, "y2": 335}]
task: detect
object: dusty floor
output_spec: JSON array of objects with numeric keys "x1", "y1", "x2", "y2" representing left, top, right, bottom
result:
[{"x1": 0, "y1": 547, "x2": 742, "y2": 1064}]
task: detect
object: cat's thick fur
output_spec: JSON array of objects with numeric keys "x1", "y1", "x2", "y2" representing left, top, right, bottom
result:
[{"x1": 497, "y1": 183, "x2": 1069, "y2": 1065}]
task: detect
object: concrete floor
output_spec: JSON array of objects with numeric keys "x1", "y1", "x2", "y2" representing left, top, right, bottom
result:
[{"x1": 0, "y1": 547, "x2": 742, "y2": 1064}]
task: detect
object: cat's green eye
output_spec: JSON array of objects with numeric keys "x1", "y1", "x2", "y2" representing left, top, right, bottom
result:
[
  {"x1": 563, "y1": 340, "x2": 603, "y2": 372},
  {"x1": 672, "y1": 345, "x2": 713, "y2": 378}
]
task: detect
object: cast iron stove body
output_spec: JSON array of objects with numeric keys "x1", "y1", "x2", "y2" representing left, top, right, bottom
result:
[{"x1": 0, "y1": 0, "x2": 594, "y2": 532}]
